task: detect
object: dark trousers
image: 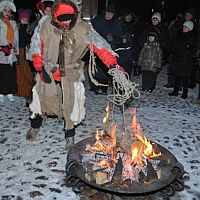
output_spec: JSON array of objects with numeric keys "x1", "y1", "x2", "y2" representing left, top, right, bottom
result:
[
  {"x1": 173, "y1": 76, "x2": 189, "y2": 96},
  {"x1": 142, "y1": 71, "x2": 157, "y2": 90},
  {"x1": 0, "y1": 63, "x2": 17, "y2": 94}
]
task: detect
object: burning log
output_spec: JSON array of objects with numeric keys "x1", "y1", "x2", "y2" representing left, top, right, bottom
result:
[
  {"x1": 145, "y1": 160, "x2": 158, "y2": 182},
  {"x1": 112, "y1": 156, "x2": 123, "y2": 184}
]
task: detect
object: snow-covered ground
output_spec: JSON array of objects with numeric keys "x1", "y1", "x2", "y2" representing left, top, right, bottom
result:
[{"x1": 0, "y1": 65, "x2": 200, "y2": 200}]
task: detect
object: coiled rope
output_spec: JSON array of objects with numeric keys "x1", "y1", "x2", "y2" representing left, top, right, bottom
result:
[{"x1": 107, "y1": 68, "x2": 140, "y2": 105}]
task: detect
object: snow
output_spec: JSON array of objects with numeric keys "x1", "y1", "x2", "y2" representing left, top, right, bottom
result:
[{"x1": 0, "y1": 65, "x2": 200, "y2": 200}]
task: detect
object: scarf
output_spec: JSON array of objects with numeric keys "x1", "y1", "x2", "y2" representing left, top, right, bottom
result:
[{"x1": 3, "y1": 19, "x2": 14, "y2": 44}]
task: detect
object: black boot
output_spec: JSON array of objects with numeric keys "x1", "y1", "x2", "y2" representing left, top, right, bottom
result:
[
  {"x1": 168, "y1": 87, "x2": 179, "y2": 96},
  {"x1": 26, "y1": 114, "x2": 43, "y2": 141},
  {"x1": 65, "y1": 128, "x2": 75, "y2": 150},
  {"x1": 181, "y1": 88, "x2": 188, "y2": 99}
]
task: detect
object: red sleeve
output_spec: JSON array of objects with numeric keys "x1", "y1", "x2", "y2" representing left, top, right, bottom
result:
[
  {"x1": 32, "y1": 38, "x2": 44, "y2": 71},
  {"x1": 88, "y1": 44, "x2": 117, "y2": 68}
]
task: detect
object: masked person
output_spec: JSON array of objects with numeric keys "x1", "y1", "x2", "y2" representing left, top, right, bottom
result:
[
  {"x1": 0, "y1": 0, "x2": 19, "y2": 102},
  {"x1": 26, "y1": 0, "x2": 126, "y2": 150}
]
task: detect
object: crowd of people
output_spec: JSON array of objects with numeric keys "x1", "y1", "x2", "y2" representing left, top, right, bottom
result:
[
  {"x1": 1, "y1": 0, "x2": 200, "y2": 149},
  {"x1": 88, "y1": 4, "x2": 200, "y2": 101}
]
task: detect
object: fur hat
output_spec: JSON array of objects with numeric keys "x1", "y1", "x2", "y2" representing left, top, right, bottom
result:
[
  {"x1": 105, "y1": 4, "x2": 116, "y2": 14},
  {"x1": 183, "y1": 20, "x2": 194, "y2": 30},
  {"x1": 0, "y1": 0, "x2": 16, "y2": 12},
  {"x1": 151, "y1": 12, "x2": 161, "y2": 23}
]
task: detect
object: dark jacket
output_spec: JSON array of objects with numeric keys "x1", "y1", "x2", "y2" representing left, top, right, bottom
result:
[
  {"x1": 168, "y1": 30, "x2": 197, "y2": 78},
  {"x1": 119, "y1": 17, "x2": 141, "y2": 62},
  {"x1": 91, "y1": 14, "x2": 123, "y2": 50},
  {"x1": 138, "y1": 41, "x2": 162, "y2": 73},
  {"x1": 140, "y1": 23, "x2": 169, "y2": 55}
]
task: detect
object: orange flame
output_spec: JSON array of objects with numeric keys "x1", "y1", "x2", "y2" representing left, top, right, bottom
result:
[
  {"x1": 131, "y1": 108, "x2": 161, "y2": 159},
  {"x1": 135, "y1": 133, "x2": 161, "y2": 157},
  {"x1": 130, "y1": 141, "x2": 145, "y2": 165}
]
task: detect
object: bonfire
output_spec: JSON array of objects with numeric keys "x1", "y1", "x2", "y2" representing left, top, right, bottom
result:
[{"x1": 82, "y1": 105, "x2": 161, "y2": 185}]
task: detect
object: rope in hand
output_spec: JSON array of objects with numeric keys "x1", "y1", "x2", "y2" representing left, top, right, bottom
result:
[{"x1": 107, "y1": 68, "x2": 140, "y2": 105}]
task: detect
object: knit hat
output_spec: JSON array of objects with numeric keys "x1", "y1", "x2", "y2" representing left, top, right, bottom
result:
[
  {"x1": 19, "y1": 10, "x2": 31, "y2": 21},
  {"x1": 0, "y1": 0, "x2": 16, "y2": 12},
  {"x1": 183, "y1": 20, "x2": 194, "y2": 30},
  {"x1": 151, "y1": 12, "x2": 161, "y2": 23},
  {"x1": 105, "y1": 4, "x2": 116, "y2": 14}
]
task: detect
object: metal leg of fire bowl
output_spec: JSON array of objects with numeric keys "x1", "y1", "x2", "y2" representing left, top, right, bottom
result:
[
  {"x1": 160, "y1": 185, "x2": 175, "y2": 199},
  {"x1": 72, "y1": 180, "x2": 87, "y2": 194},
  {"x1": 159, "y1": 162, "x2": 185, "y2": 198},
  {"x1": 65, "y1": 160, "x2": 80, "y2": 175},
  {"x1": 171, "y1": 178, "x2": 184, "y2": 191},
  {"x1": 171, "y1": 162, "x2": 185, "y2": 179},
  {"x1": 65, "y1": 174, "x2": 79, "y2": 187}
]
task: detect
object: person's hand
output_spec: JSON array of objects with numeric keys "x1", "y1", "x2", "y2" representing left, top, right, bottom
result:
[
  {"x1": 39, "y1": 67, "x2": 52, "y2": 84},
  {"x1": 1, "y1": 44, "x2": 12, "y2": 56},
  {"x1": 110, "y1": 64, "x2": 125, "y2": 72},
  {"x1": 106, "y1": 33, "x2": 113, "y2": 42}
]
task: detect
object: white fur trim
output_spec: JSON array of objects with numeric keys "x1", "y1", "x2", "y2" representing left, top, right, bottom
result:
[
  {"x1": 70, "y1": 82, "x2": 86, "y2": 125},
  {"x1": 0, "y1": 0, "x2": 16, "y2": 12},
  {"x1": 29, "y1": 86, "x2": 42, "y2": 118},
  {"x1": 85, "y1": 23, "x2": 118, "y2": 57}
]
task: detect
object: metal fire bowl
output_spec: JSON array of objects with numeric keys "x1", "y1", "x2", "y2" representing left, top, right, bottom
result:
[{"x1": 66, "y1": 137, "x2": 184, "y2": 195}]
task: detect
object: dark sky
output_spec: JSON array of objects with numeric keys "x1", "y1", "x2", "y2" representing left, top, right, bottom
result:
[{"x1": 14, "y1": 0, "x2": 200, "y2": 22}]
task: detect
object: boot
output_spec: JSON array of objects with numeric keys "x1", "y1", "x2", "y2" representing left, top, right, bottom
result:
[
  {"x1": 65, "y1": 128, "x2": 75, "y2": 150},
  {"x1": 168, "y1": 87, "x2": 179, "y2": 96},
  {"x1": 181, "y1": 88, "x2": 188, "y2": 99},
  {"x1": 65, "y1": 137, "x2": 75, "y2": 150},
  {"x1": 26, "y1": 128, "x2": 39, "y2": 141}
]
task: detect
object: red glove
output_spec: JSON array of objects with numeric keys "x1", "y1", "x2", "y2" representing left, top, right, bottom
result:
[
  {"x1": 1, "y1": 44, "x2": 12, "y2": 56},
  {"x1": 39, "y1": 67, "x2": 52, "y2": 84},
  {"x1": 110, "y1": 64, "x2": 125, "y2": 72}
]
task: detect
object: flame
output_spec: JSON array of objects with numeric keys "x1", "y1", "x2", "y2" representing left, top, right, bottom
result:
[
  {"x1": 135, "y1": 133, "x2": 161, "y2": 157},
  {"x1": 130, "y1": 141, "x2": 145, "y2": 165},
  {"x1": 131, "y1": 108, "x2": 161, "y2": 159},
  {"x1": 103, "y1": 102, "x2": 110, "y2": 123},
  {"x1": 87, "y1": 129, "x2": 114, "y2": 154},
  {"x1": 98, "y1": 159, "x2": 112, "y2": 168},
  {"x1": 131, "y1": 108, "x2": 142, "y2": 135}
]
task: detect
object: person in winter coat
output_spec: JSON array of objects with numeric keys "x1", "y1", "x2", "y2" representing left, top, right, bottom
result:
[
  {"x1": 168, "y1": 20, "x2": 197, "y2": 99},
  {"x1": 140, "y1": 12, "x2": 168, "y2": 65},
  {"x1": 26, "y1": 0, "x2": 126, "y2": 150},
  {"x1": 118, "y1": 11, "x2": 141, "y2": 77},
  {"x1": 0, "y1": 0, "x2": 19, "y2": 102},
  {"x1": 138, "y1": 31, "x2": 162, "y2": 92},
  {"x1": 164, "y1": 12, "x2": 184, "y2": 88},
  {"x1": 89, "y1": 4, "x2": 123, "y2": 95},
  {"x1": 16, "y1": 9, "x2": 33, "y2": 106}
]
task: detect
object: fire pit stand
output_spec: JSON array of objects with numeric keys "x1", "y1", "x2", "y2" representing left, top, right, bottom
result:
[{"x1": 65, "y1": 137, "x2": 185, "y2": 199}]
